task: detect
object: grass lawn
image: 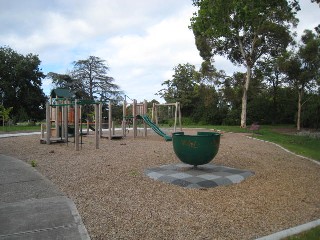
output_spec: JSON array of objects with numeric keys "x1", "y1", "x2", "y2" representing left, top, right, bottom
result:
[
  {"x1": 254, "y1": 125, "x2": 320, "y2": 161},
  {"x1": 201, "y1": 124, "x2": 320, "y2": 162},
  {"x1": 283, "y1": 225, "x2": 320, "y2": 240},
  {"x1": 0, "y1": 124, "x2": 41, "y2": 132}
]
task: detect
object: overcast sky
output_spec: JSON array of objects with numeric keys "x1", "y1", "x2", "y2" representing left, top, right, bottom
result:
[{"x1": 1, "y1": 0, "x2": 319, "y2": 102}]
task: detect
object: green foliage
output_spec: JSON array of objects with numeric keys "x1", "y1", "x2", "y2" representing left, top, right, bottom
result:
[
  {"x1": 0, "y1": 105, "x2": 13, "y2": 126},
  {"x1": 157, "y1": 63, "x2": 200, "y2": 116},
  {"x1": 301, "y1": 93, "x2": 320, "y2": 129},
  {"x1": 181, "y1": 117, "x2": 197, "y2": 126},
  {"x1": 48, "y1": 56, "x2": 124, "y2": 118},
  {"x1": 190, "y1": 0, "x2": 299, "y2": 127},
  {"x1": 156, "y1": 3, "x2": 319, "y2": 131},
  {"x1": 30, "y1": 160, "x2": 37, "y2": 167},
  {"x1": 191, "y1": 0, "x2": 299, "y2": 64},
  {"x1": 72, "y1": 56, "x2": 122, "y2": 102},
  {"x1": 279, "y1": 30, "x2": 320, "y2": 130},
  {"x1": 48, "y1": 56, "x2": 123, "y2": 103},
  {"x1": 0, "y1": 46, "x2": 47, "y2": 122},
  {"x1": 129, "y1": 170, "x2": 139, "y2": 177}
]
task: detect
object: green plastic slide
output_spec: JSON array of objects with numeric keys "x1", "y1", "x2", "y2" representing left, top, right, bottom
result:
[{"x1": 138, "y1": 115, "x2": 172, "y2": 141}]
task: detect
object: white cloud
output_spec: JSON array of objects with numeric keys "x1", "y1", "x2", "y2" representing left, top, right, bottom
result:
[
  {"x1": 93, "y1": 5, "x2": 202, "y2": 101},
  {"x1": 296, "y1": 0, "x2": 320, "y2": 36},
  {"x1": 1, "y1": 0, "x2": 319, "y2": 102}
]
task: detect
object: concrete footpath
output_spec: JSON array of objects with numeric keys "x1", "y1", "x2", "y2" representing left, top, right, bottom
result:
[{"x1": 0, "y1": 154, "x2": 90, "y2": 240}]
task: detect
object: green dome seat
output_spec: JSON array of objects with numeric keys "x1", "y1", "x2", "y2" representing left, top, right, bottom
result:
[{"x1": 172, "y1": 132, "x2": 221, "y2": 166}]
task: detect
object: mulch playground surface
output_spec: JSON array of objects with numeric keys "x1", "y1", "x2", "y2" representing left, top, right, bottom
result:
[{"x1": 0, "y1": 129, "x2": 319, "y2": 239}]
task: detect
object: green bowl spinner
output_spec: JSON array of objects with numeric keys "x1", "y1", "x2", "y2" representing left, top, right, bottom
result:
[{"x1": 172, "y1": 132, "x2": 221, "y2": 166}]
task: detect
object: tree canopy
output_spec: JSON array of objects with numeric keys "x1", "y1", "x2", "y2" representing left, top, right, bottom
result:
[
  {"x1": 48, "y1": 56, "x2": 122, "y2": 103},
  {"x1": 280, "y1": 30, "x2": 320, "y2": 130},
  {"x1": 0, "y1": 46, "x2": 47, "y2": 122},
  {"x1": 190, "y1": 0, "x2": 300, "y2": 127},
  {"x1": 157, "y1": 63, "x2": 200, "y2": 116}
]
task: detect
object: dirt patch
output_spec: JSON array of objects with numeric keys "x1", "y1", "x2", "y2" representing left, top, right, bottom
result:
[
  {"x1": 0, "y1": 129, "x2": 319, "y2": 240},
  {"x1": 271, "y1": 127, "x2": 298, "y2": 135}
]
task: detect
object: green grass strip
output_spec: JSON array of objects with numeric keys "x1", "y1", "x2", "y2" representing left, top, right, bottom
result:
[
  {"x1": 253, "y1": 126, "x2": 320, "y2": 161},
  {"x1": 283, "y1": 225, "x2": 320, "y2": 240}
]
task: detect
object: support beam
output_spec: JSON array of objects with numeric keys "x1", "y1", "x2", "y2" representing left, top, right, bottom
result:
[
  {"x1": 55, "y1": 102, "x2": 60, "y2": 138},
  {"x1": 95, "y1": 104, "x2": 99, "y2": 149},
  {"x1": 46, "y1": 102, "x2": 51, "y2": 145},
  {"x1": 108, "y1": 101, "x2": 112, "y2": 140},
  {"x1": 75, "y1": 100, "x2": 79, "y2": 151},
  {"x1": 143, "y1": 100, "x2": 147, "y2": 137},
  {"x1": 99, "y1": 103, "x2": 102, "y2": 137},
  {"x1": 63, "y1": 101, "x2": 68, "y2": 140},
  {"x1": 133, "y1": 99, "x2": 137, "y2": 138},
  {"x1": 174, "y1": 102, "x2": 178, "y2": 132},
  {"x1": 178, "y1": 102, "x2": 182, "y2": 131},
  {"x1": 122, "y1": 100, "x2": 126, "y2": 137}
]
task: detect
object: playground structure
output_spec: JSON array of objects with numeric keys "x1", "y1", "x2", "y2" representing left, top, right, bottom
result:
[
  {"x1": 122, "y1": 99, "x2": 148, "y2": 138},
  {"x1": 41, "y1": 89, "x2": 182, "y2": 150},
  {"x1": 122, "y1": 99, "x2": 182, "y2": 141},
  {"x1": 41, "y1": 88, "x2": 125, "y2": 150},
  {"x1": 151, "y1": 102, "x2": 182, "y2": 133},
  {"x1": 40, "y1": 98, "x2": 104, "y2": 150}
]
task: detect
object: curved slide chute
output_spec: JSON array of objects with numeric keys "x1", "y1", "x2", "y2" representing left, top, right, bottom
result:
[{"x1": 138, "y1": 115, "x2": 172, "y2": 141}]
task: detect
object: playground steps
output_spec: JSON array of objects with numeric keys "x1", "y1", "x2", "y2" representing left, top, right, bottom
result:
[
  {"x1": 102, "y1": 135, "x2": 124, "y2": 140},
  {"x1": 40, "y1": 137, "x2": 67, "y2": 144}
]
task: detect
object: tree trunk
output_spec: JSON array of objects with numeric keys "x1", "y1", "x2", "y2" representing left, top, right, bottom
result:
[
  {"x1": 240, "y1": 66, "x2": 251, "y2": 128},
  {"x1": 297, "y1": 88, "x2": 303, "y2": 131},
  {"x1": 271, "y1": 72, "x2": 279, "y2": 125}
]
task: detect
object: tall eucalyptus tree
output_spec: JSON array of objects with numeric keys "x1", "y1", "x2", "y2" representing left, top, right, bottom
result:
[{"x1": 190, "y1": 0, "x2": 299, "y2": 127}]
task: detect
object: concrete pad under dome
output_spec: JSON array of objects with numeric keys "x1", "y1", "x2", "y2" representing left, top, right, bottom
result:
[{"x1": 145, "y1": 163, "x2": 254, "y2": 189}]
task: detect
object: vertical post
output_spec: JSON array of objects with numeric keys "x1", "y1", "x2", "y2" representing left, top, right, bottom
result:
[
  {"x1": 108, "y1": 101, "x2": 112, "y2": 140},
  {"x1": 99, "y1": 103, "x2": 102, "y2": 137},
  {"x1": 122, "y1": 100, "x2": 126, "y2": 137},
  {"x1": 41, "y1": 123, "x2": 45, "y2": 138},
  {"x1": 66, "y1": 100, "x2": 69, "y2": 144},
  {"x1": 46, "y1": 102, "x2": 51, "y2": 144},
  {"x1": 50, "y1": 96, "x2": 53, "y2": 127},
  {"x1": 63, "y1": 101, "x2": 68, "y2": 140},
  {"x1": 55, "y1": 102, "x2": 60, "y2": 138},
  {"x1": 133, "y1": 99, "x2": 137, "y2": 138},
  {"x1": 79, "y1": 104, "x2": 82, "y2": 133},
  {"x1": 112, "y1": 121, "x2": 115, "y2": 135},
  {"x1": 62, "y1": 102, "x2": 65, "y2": 140},
  {"x1": 178, "y1": 102, "x2": 182, "y2": 131},
  {"x1": 95, "y1": 103, "x2": 99, "y2": 149},
  {"x1": 174, "y1": 102, "x2": 178, "y2": 132},
  {"x1": 86, "y1": 119, "x2": 89, "y2": 135},
  {"x1": 143, "y1": 100, "x2": 147, "y2": 137},
  {"x1": 75, "y1": 100, "x2": 79, "y2": 151},
  {"x1": 152, "y1": 102, "x2": 155, "y2": 122},
  {"x1": 155, "y1": 104, "x2": 158, "y2": 125}
]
